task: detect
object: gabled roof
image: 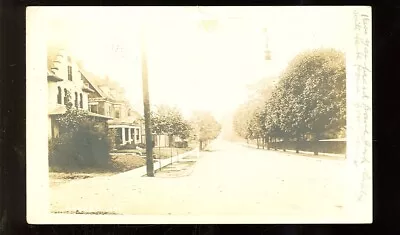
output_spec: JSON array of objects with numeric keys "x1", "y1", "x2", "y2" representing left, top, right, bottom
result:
[
  {"x1": 77, "y1": 62, "x2": 123, "y2": 102},
  {"x1": 47, "y1": 43, "x2": 70, "y2": 73},
  {"x1": 77, "y1": 62, "x2": 109, "y2": 99}
]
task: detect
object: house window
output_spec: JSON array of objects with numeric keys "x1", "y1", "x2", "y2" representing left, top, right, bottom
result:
[
  {"x1": 68, "y1": 66, "x2": 72, "y2": 81},
  {"x1": 131, "y1": 128, "x2": 135, "y2": 139},
  {"x1": 64, "y1": 89, "x2": 69, "y2": 105},
  {"x1": 79, "y1": 93, "x2": 83, "y2": 108},
  {"x1": 115, "y1": 109, "x2": 120, "y2": 118},
  {"x1": 136, "y1": 129, "x2": 140, "y2": 141},
  {"x1": 116, "y1": 128, "x2": 122, "y2": 145},
  {"x1": 90, "y1": 104, "x2": 98, "y2": 113},
  {"x1": 74, "y1": 92, "x2": 78, "y2": 108},
  {"x1": 57, "y1": 86, "x2": 62, "y2": 104}
]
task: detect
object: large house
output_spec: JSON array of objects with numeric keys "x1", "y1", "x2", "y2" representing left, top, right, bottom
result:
[
  {"x1": 79, "y1": 66, "x2": 144, "y2": 146},
  {"x1": 48, "y1": 45, "x2": 169, "y2": 148},
  {"x1": 47, "y1": 46, "x2": 112, "y2": 140}
]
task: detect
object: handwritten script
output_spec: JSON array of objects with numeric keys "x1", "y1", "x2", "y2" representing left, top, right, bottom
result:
[{"x1": 353, "y1": 10, "x2": 372, "y2": 202}]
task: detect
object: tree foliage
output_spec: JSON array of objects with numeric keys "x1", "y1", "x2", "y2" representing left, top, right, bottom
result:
[
  {"x1": 233, "y1": 77, "x2": 275, "y2": 141},
  {"x1": 274, "y1": 48, "x2": 346, "y2": 140},
  {"x1": 190, "y1": 111, "x2": 221, "y2": 148},
  {"x1": 150, "y1": 105, "x2": 192, "y2": 140},
  {"x1": 233, "y1": 48, "x2": 346, "y2": 153}
]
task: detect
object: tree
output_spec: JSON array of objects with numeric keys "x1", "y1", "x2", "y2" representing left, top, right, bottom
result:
[
  {"x1": 191, "y1": 111, "x2": 221, "y2": 151},
  {"x1": 233, "y1": 77, "x2": 275, "y2": 145},
  {"x1": 265, "y1": 48, "x2": 346, "y2": 155},
  {"x1": 175, "y1": 119, "x2": 192, "y2": 140},
  {"x1": 151, "y1": 105, "x2": 190, "y2": 146},
  {"x1": 264, "y1": 89, "x2": 284, "y2": 150},
  {"x1": 233, "y1": 102, "x2": 252, "y2": 141}
]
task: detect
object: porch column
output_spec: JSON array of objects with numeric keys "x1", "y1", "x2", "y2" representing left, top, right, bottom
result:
[
  {"x1": 121, "y1": 127, "x2": 126, "y2": 145},
  {"x1": 132, "y1": 128, "x2": 136, "y2": 144},
  {"x1": 128, "y1": 127, "x2": 132, "y2": 144}
]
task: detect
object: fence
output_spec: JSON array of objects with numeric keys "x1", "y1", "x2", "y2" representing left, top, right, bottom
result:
[{"x1": 248, "y1": 139, "x2": 346, "y2": 155}]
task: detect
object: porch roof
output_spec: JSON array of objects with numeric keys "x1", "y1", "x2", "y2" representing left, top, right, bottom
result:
[{"x1": 48, "y1": 106, "x2": 113, "y2": 120}]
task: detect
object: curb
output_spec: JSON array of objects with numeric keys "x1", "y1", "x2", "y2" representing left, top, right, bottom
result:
[{"x1": 114, "y1": 148, "x2": 200, "y2": 178}]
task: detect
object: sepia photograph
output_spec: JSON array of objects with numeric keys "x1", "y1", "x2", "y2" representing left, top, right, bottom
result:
[{"x1": 26, "y1": 6, "x2": 372, "y2": 224}]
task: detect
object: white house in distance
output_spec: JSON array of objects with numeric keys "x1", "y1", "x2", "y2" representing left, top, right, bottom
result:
[{"x1": 47, "y1": 45, "x2": 112, "y2": 140}]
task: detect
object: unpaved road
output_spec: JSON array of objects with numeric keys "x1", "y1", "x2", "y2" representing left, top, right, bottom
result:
[{"x1": 50, "y1": 139, "x2": 348, "y2": 219}]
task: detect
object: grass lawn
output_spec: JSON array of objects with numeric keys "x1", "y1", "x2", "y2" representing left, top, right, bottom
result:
[
  {"x1": 153, "y1": 141, "x2": 198, "y2": 159},
  {"x1": 49, "y1": 154, "x2": 157, "y2": 187}
]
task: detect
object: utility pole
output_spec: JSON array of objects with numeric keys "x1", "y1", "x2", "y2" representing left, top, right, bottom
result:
[
  {"x1": 141, "y1": 25, "x2": 154, "y2": 177},
  {"x1": 263, "y1": 28, "x2": 272, "y2": 61}
]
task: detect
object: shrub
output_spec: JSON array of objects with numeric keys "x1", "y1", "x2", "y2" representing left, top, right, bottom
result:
[
  {"x1": 137, "y1": 143, "x2": 146, "y2": 149},
  {"x1": 49, "y1": 109, "x2": 112, "y2": 171},
  {"x1": 49, "y1": 124, "x2": 112, "y2": 170},
  {"x1": 116, "y1": 143, "x2": 137, "y2": 150},
  {"x1": 107, "y1": 128, "x2": 117, "y2": 149},
  {"x1": 174, "y1": 141, "x2": 188, "y2": 148}
]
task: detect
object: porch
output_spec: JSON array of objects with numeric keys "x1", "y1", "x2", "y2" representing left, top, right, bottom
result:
[{"x1": 109, "y1": 125, "x2": 141, "y2": 146}]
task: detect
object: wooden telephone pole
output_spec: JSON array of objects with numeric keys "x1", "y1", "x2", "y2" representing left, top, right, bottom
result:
[{"x1": 141, "y1": 25, "x2": 154, "y2": 177}]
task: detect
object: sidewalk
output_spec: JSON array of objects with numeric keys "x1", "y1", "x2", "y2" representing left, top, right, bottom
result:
[
  {"x1": 242, "y1": 143, "x2": 346, "y2": 159},
  {"x1": 114, "y1": 148, "x2": 200, "y2": 178}
]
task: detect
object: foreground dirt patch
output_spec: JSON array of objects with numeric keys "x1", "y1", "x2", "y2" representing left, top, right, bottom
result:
[{"x1": 49, "y1": 155, "x2": 150, "y2": 187}]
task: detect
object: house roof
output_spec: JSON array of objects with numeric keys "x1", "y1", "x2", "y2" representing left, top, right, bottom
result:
[
  {"x1": 47, "y1": 44, "x2": 70, "y2": 73},
  {"x1": 77, "y1": 63, "x2": 109, "y2": 99},
  {"x1": 47, "y1": 70, "x2": 63, "y2": 82}
]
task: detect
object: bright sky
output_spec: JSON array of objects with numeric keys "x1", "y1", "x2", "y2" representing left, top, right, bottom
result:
[{"x1": 42, "y1": 6, "x2": 352, "y2": 121}]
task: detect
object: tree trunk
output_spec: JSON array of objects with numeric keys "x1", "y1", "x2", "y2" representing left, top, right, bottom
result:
[
  {"x1": 314, "y1": 133, "x2": 319, "y2": 155},
  {"x1": 158, "y1": 135, "x2": 162, "y2": 170},
  {"x1": 262, "y1": 137, "x2": 265, "y2": 149},
  {"x1": 296, "y1": 137, "x2": 300, "y2": 154},
  {"x1": 176, "y1": 146, "x2": 179, "y2": 162},
  {"x1": 283, "y1": 136, "x2": 286, "y2": 152},
  {"x1": 267, "y1": 136, "x2": 270, "y2": 150},
  {"x1": 256, "y1": 138, "x2": 259, "y2": 149},
  {"x1": 274, "y1": 137, "x2": 277, "y2": 150},
  {"x1": 199, "y1": 140, "x2": 203, "y2": 151}
]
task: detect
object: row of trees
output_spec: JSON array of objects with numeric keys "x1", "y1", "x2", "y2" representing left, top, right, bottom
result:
[
  {"x1": 233, "y1": 48, "x2": 346, "y2": 155},
  {"x1": 150, "y1": 105, "x2": 222, "y2": 151}
]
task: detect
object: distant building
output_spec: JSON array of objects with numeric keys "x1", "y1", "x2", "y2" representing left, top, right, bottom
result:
[{"x1": 47, "y1": 46, "x2": 111, "y2": 140}]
